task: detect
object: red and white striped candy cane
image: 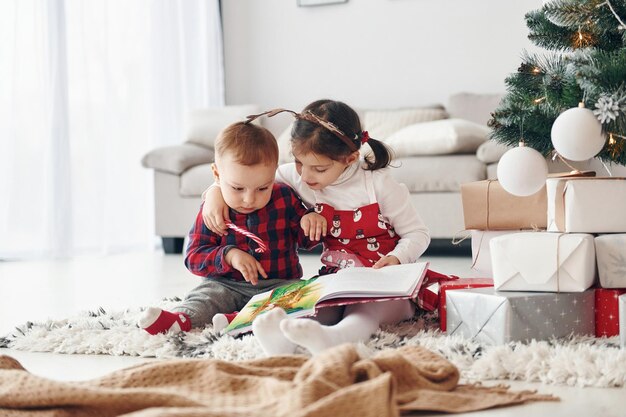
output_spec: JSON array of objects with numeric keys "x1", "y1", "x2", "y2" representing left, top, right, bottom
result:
[{"x1": 225, "y1": 221, "x2": 268, "y2": 253}]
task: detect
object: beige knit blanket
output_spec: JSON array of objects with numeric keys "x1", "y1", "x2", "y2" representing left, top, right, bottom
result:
[{"x1": 0, "y1": 344, "x2": 555, "y2": 417}]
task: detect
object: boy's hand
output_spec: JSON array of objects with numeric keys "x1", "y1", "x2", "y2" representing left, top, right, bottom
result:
[
  {"x1": 301, "y1": 213, "x2": 327, "y2": 241},
  {"x1": 224, "y1": 248, "x2": 268, "y2": 285},
  {"x1": 372, "y1": 255, "x2": 400, "y2": 269},
  {"x1": 202, "y1": 186, "x2": 229, "y2": 236}
]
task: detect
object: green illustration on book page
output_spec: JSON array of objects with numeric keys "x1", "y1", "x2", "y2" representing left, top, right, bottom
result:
[{"x1": 226, "y1": 277, "x2": 323, "y2": 333}]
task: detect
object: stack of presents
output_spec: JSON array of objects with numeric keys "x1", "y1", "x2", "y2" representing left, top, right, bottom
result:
[{"x1": 428, "y1": 172, "x2": 626, "y2": 347}]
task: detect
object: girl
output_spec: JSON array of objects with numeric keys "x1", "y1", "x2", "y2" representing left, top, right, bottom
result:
[{"x1": 203, "y1": 100, "x2": 430, "y2": 355}]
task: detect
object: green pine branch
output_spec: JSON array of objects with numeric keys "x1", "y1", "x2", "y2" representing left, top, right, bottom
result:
[{"x1": 490, "y1": 0, "x2": 626, "y2": 165}]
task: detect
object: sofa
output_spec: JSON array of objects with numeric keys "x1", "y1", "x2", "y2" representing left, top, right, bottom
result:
[{"x1": 142, "y1": 93, "x2": 507, "y2": 254}]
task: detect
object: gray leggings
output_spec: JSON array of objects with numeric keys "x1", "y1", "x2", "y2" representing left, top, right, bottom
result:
[{"x1": 173, "y1": 277, "x2": 302, "y2": 328}]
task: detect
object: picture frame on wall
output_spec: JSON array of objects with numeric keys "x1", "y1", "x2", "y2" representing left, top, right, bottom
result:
[{"x1": 297, "y1": 0, "x2": 348, "y2": 6}]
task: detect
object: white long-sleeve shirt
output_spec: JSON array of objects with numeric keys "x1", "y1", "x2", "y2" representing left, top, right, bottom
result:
[{"x1": 276, "y1": 161, "x2": 430, "y2": 264}]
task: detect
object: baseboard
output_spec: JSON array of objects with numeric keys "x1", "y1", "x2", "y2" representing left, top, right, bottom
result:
[{"x1": 424, "y1": 238, "x2": 471, "y2": 256}]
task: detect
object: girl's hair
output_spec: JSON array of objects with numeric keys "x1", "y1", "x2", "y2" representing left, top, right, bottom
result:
[
  {"x1": 290, "y1": 99, "x2": 393, "y2": 170},
  {"x1": 215, "y1": 122, "x2": 278, "y2": 166}
]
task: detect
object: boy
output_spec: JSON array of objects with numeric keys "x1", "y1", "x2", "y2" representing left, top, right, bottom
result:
[{"x1": 139, "y1": 121, "x2": 315, "y2": 335}]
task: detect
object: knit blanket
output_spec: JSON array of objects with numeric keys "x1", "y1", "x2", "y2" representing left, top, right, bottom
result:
[{"x1": 0, "y1": 344, "x2": 554, "y2": 417}]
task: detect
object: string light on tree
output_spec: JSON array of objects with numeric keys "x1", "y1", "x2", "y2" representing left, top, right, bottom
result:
[
  {"x1": 551, "y1": 102, "x2": 606, "y2": 161},
  {"x1": 572, "y1": 29, "x2": 594, "y2": 48}
]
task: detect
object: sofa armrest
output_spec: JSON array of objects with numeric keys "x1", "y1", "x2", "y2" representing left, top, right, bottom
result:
[{"x1": 141, "y1": 143, "x2": 215, "y2": 175}]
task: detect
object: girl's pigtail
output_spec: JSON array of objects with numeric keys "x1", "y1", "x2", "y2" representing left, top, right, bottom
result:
[{"x1": 363, "y1": 137, "x2": 393, "y2": 170}]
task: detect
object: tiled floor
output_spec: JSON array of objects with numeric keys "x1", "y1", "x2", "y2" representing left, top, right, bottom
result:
[{"x1": 0, "y1": 251, "x2": 624, "y2": 416}]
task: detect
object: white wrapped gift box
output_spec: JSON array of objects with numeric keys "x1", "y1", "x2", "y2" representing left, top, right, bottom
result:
[
  {"x1": 470, "y1": 230, "x2": 522, "y2": 277},
  {"x1": 490, "y1": 232, "x2": 596, "y2": 292},
  {"x1": 595, "y1": 234, "x2": 626, "y2": 288},
  {"x1": 547, "y1": 177, "x2": 626, "y2": 233}
]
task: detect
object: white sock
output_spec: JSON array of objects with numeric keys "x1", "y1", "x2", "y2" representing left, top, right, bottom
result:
[
  {"x1": 212, "y1": 314, "x2": 229, "y2": 333},
  {"x1": 251, "y1": 308, "x2": 297, "y2": 356},
  {"x1": 281, "y1": 299, "x2": 415, "y2": 355},
  {"x1": 280, "y1": 318, "x2": 343, "y2": 355}
]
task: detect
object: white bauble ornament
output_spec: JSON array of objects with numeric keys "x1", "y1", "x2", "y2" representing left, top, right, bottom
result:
[
  {"x1": 551, "y1": 103, "x2": 605, "y2": 161},
  {"x1": 497, "y1": 144, "x2": 548, "y2": 197}
]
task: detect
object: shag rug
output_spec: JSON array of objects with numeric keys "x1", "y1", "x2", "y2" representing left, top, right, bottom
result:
[{"x1": 2, "y1": 298, "x2": 625, "y2": 388}]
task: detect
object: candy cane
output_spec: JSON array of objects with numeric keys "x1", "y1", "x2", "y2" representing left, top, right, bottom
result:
[{"x1": 225, "y1": 221, "x2": 268, "y2": 253}]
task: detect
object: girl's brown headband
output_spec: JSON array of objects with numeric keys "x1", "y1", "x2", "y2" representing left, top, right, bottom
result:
[{"x1": 245, "y1": 108, "x2": 360, "y2": 151}]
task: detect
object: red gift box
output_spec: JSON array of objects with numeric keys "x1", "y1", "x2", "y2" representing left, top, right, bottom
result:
[
  {"x1": 439, "y1": 278, "x2": 494, "y2": 332},
  {"x1": 595, "y1": 288, "x2": 626, "y2": 337}
]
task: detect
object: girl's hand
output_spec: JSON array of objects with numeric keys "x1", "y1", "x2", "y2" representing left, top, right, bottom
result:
[
  {"x1": 202, "y1": 186, "x2": 229, "y2": 236},
  {"x1": 372, "y1": 255, "x2": 400, "y2": 269},
  {"x1": 224, "y1": 248, "x2": 268, "y2": 285},
  {"x1": 300, "y1": 213, "x2": 327, "y2": 241}
]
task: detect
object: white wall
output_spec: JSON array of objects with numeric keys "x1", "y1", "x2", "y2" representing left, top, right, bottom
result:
[{"x1": 221, "y1": 0, "x2": 541, "y2": 133}]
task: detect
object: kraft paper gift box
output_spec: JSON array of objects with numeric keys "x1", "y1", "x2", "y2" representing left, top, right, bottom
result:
[
  {"x1": 470, "y1": 230, "x2": 522, "y2": 277},
  {"x1": 461, "y1": 171, "x2": 594, "y2": 231},
  {"x1": 490, "y1": 232, "x2": 596, "y2": 292},
  {"x1": 461, "y1": 180, "x2": 547, "y2": 230},
  {"x1": 617, "y1": 294, "x2": 626, "y2": 348},
  {"x1": 438, "y1": 278, "x2": 494, "y2": 332},
  {"x1": 547, "y1": 177, "x2": 626, "y2": 233},
  {"x1": 595, "y1": 234, "x2": 626, "y2": 288},
  {"x1": 595, "y1": 288, "x2": 626, "y2": 337},
  {"x1": 446, "y1": 287, "x2": 595, "y2": 345}
]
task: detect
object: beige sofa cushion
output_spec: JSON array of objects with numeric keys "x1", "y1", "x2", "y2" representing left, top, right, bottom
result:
[
  {"x1": 185, "y1": 105, "x2": 261, "y2": 149},
  {"x1": 385, "y1": 119, "x2": 490, "y2": 157},
  {"x1": 277, "y1": 123, "x2": 294, "y2": 163},
  {"x1": 390, "y1": 155, "x2": 486, "y2": 192},
  {"x1": 362, "y1": 107, "x2": 447, "y2": 139}
]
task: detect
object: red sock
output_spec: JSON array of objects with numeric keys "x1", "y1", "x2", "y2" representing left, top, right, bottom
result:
[
  {"x1": 224, "y1": 311, "x2": 239, "y2": 323},
  {"x1": 141, "y1": 308, "x2": 192, "y2": 335}
]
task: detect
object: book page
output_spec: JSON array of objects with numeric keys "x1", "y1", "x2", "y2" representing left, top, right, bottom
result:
[{"x1": 316, "y1": 262, "x2": 429, "y2": 302}]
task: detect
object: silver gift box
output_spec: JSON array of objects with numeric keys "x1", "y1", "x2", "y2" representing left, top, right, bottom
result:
[
  {"x1": 618, "y1": 294, "x2": 626, "y2": 348},
  {"x1": 447, "y1": 287, "x2": 595, "y2": 345}
]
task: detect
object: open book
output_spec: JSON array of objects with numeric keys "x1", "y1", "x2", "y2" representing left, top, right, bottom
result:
[{"x1": 223, "y1": 261, "x2": 429, "y2": 336}]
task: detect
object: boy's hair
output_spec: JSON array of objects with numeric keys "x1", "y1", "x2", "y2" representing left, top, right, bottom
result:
[
  {"x1": 215, "y1": 122, "x2": 278, "y2": 166},
  {"x1": 290, "y1": 100, "x2": 393, "y2": 171}
]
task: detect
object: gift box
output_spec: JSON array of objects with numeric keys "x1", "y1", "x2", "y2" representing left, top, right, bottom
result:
[
  {"x1": 595, "y1": 288, "x2": 626, "y2": 337},
  {"x1": 617, "y1": 294, "x2": 626, "y2": 348},
  {"x1": 547, "y1": 177, "x2": 626, "y2": 233},
  {"x1": 470, "y1": 230, "x2": 522, "y2": 276},
  {"x1": 438, "y1": 278, "x2": 494, "y2": 332},
  {"x1": 595, "y1": 234, "x2": 626, "y2": 288},
  {"x1": 490, "y1": 232, "x2": 596, "y2": 292},
  {"x1": 446, "y1": 287, "x2": 595, "y2": 345},
  {"x1": 461, "y1": 171, "x2": 594, "y2": 231},
  {"x1": 460, "y1": 180, "x2": 547, "y2": 230}
]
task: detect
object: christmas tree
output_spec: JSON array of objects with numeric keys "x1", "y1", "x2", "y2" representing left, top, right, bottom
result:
[{"x1": 490, "y1": 0, "x2": 626, "y2": 166}]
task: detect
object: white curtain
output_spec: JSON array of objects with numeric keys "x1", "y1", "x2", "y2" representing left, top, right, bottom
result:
[{"x1": 0, "y1": 0, "x2": 224, "y2": 259}]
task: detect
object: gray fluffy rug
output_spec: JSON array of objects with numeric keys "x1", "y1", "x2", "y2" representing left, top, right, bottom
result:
[{"x1": 2, "y1": 298, "x2": 625, "y2": 388}]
